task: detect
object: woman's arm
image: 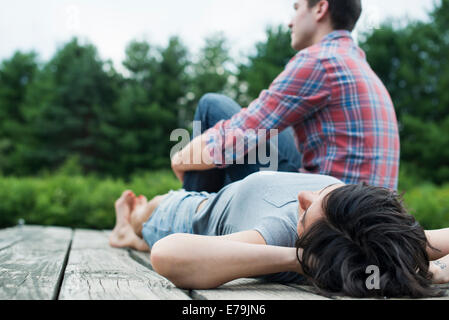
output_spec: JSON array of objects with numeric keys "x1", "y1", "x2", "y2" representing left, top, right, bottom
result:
[
  {"x1": 150, "y1": 232, "x2": 303, "y2": 289},
  {"x1": 425, "y1": 228, "x2": 449, "y2": 284},
  {"x1": 429, "y1": 254, "x2": 449, "y2": 284},
  {"x1": 425, "y1": 228, "x2": 449, "y2": 260}
]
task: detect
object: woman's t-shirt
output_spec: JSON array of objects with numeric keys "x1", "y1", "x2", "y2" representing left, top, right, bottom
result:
[{"x1": 192, "y1": 171, "x2": 343, "y2": 283}]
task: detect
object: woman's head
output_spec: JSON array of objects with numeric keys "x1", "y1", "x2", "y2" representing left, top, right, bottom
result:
[
  {"x1": 295, "y1": 183, "x2": 443, "y2": 298},
  {"x1": 296, "y1": 183, "x2": 344, "y2": 237}
]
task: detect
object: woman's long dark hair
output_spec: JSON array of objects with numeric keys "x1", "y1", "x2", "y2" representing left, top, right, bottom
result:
[{"x1": 295, "y1": 183, "x2": 444, "y2": 298}]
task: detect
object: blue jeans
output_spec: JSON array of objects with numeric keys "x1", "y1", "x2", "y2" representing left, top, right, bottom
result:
[
  {"x1": 141, "y1": 190, "x2": 212, "y2": 248},
  {"x1": 183, "y1": 93, "x2": 302, "y2": 193}
]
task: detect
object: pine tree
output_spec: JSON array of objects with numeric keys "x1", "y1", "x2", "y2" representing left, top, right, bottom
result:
[
  {"x1": 20, "y1": 38, "x2": 120, "y2": 174},
  {"x1": 0, "y1": 51, "x2": 38, "y2": 174}
]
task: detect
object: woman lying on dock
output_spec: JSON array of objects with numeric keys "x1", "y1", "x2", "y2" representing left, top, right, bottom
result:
[{"x1": 109, "y1": 171, "x2": 449, "y2": 298}]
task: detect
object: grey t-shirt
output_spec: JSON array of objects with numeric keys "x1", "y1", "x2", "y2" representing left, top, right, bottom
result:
[{"x1": 192, "y1": 171, "x2": 343, "y2": 283}]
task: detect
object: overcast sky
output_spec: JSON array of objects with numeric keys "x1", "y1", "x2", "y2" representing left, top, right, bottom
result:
[{"x1": 0, "y1": 0, "x2": 438, "y2": 72}]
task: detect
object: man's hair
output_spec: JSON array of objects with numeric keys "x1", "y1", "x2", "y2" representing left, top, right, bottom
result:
[
  {"x1": 295, "y1": 183, "x2": 444, "y2": 298},
  {"x1": 307, "y1": 0, "x2": 362, "y2": 31}
]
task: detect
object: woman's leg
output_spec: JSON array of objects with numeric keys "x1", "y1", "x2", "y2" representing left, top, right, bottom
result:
[
  {"x1": 110, "y1": 190, "x2": 208, "y2": 252},
  {"x1": 130, "y1": 194, "x2": 168, "y2": 237}
]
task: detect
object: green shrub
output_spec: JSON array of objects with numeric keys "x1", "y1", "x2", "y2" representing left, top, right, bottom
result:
[
  {"x1": 403, "y1": 184, "x2": 449, "y2": 230},
  {"x1": 398, "y1": 165, "x2": 449, "y2": 230},
  {"x1": 0, "y1": 169, "x2": 448, "y2": 231},
  {"x1": 0, "y1": 170, "x2": 181, "y2": 229}
]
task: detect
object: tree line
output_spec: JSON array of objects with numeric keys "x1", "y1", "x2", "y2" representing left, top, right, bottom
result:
[
  {"x1": 0, "y1": 0, "x2": 448, "y2": 184},
  {"x1": 0, "y1": 27, "x2": 294, "y2": 179}
]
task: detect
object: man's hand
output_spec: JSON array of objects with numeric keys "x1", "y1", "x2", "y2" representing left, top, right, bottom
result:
[{"x1": 170, "y1": 134, "x2": 216, "y2": 183}]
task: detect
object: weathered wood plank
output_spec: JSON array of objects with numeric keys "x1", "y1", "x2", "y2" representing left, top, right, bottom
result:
[
  {"x1": 115, "y1": 235, "x2": 329, "y2": 300},
  {"x1": 0, "y1": 226, "x2": 72, "y2": 300},
  {"x1": 128, "y1": 249, "x2": 154, "y2": 270},
  {"x1": 103, "y1": 231, "x2": 154, "y2": 270},
  {"x1": 191, "y1": 278, "x2": 330, "y2": 300},
  {"x1": 410, "y1": 284, "x2": 449, "y2": 301},
  {"x1": 0, "y1": 227, "x2": 23, "y2": 251},
  {"x1": 104, "y1": 231, "x2": 329, "y2": 300},
  {"x1": 288, "y1": 283, "x2": 449, "y2": 300},
  {"x1": 59, "y1": 229, "x2": 191, "y2": 300},
  {"x1": 129, "y1": 250, "x2": 329, "y2": 300}
]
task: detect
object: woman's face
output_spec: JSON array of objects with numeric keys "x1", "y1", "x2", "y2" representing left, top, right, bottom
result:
[{"x1": 296, "y1": 184, "x2": 345, "y2": 236}]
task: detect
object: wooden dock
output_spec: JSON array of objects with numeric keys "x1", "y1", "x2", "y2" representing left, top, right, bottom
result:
[{"x1": 1, "y1": 225, "x2": 448, "y2": 300}]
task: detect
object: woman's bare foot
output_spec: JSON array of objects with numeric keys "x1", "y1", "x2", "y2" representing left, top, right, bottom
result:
[{"x1": 109, "y1": 191, "x2": 150, "y2": 252}]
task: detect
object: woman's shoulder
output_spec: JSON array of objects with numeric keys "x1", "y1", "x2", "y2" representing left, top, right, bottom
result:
[{"x1": 241, "y1": 171, "x2": 344, "y2": 188}]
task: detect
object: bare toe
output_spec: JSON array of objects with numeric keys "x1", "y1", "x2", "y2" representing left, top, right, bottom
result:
[
  {"x1": 136, "y1": 195, "x2": 147, "y2": 207},
  {"x1": 115, "y1": 190, "x2": 132, "y2": 209},
  {"x1": 126, "y1": 191, "x2": 136, "y2": 211},
  {"x1": 114, "y1": 190, "x2": 135, "y2": 225}
]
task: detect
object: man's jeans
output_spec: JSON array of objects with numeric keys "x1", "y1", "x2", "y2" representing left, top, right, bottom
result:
[{"x1": 183, "y1": 93, "x2": 302, "y2": 193}]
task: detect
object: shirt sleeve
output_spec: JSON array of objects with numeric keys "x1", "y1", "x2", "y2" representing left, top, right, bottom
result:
[
  {"x1": 204, "y1": 52, "x2": 331, "y2": 167},
  {"x1": 252, "y1": 217, "x2": 307, "y2": 284}
]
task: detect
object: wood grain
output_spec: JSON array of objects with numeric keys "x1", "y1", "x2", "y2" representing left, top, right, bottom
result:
[
  {"x1": 0, "y1": 226, "x2": 72, "y2": 300},
  {"x1": 3, "y1": 226, "x2": 447, "y2": 300},
  {"x1": 191, "y1": 278, "x2": 330, "y2": 300},
  {"x1": 59, "y1": 229, "x2": 190, "y2": 300}
]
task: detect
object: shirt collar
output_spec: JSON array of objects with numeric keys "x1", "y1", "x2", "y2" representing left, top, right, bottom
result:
[{"x1": 321, "y1": 30, "x2": 353, "y2": 43}]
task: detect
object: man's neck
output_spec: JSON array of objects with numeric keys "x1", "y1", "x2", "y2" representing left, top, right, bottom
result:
[{"x1": 311, "y1": 25, "x2": 337, "y2": 46}]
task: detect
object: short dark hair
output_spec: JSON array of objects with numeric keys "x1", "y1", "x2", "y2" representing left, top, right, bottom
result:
[
  {"x1": 295, "y1": 183, "x2": 444, "y2": 298},
  {"x1": 307, "y1": 0, "x2": 362, "y2": 31}
]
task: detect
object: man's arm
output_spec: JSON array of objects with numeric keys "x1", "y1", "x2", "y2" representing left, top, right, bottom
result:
[
  {"x1": 171, "y1": 134, "x2": 215, "y2": 182},
  {"x1": 171, "y1": 53, "x2": 331, "y2": 180},
  {"x1": 150, "y1": 231, "x2": 303, "y2": 289}
]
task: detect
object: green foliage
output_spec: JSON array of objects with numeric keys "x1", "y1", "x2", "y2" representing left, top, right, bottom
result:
[
  {"x1": 403, "y1": 184, "x2": 449, "y2": 230},
  {"x1": 185, "y1": 33, "x2": 235, "y2": 124},
  {"x1": 0, "y1": 169, "x2": 447, "y2": 230},
  {"x1": 192, "y1": 33, "x2": 233, "y2": 95},
  {"x1": 0, "y1": 51, "x2": 38, "y2": 173},
  {"x1": 123, "y1": 40, "x2": 155, "y2": 82},
  {"x1": 116, "y1": 37, "x2": 190, "y2": 174},
  {"x1": 0, "y1": 36, "x2": 193, "y2": 177},
  {"x1": 56, "y1": 155, "x2": 83, "y2": 176},
  {"x1": 16, "y1": 38, "x2": 121, "y2": 175},
  {"x1": 396, "y1": 165, "x2": 449, "y2": 230},
  {"x1": 0, "y1": 171, "x2": 181, "y2": 229},
  {"x1": 150, "y1": 36, "x2": 190, "y2": 115},
  {"x1": 0, "y1": 24, "x2": 311, "y2": 180}
]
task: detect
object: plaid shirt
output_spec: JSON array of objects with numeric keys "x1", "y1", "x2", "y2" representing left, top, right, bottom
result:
[{"x1": 204, "y1": 30, "x2": 400, "y2": 190}]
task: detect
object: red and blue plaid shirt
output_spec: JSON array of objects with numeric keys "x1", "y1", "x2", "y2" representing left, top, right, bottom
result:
[{"x1": 204, "y1": 30, "x2": 400, "y2": 190}]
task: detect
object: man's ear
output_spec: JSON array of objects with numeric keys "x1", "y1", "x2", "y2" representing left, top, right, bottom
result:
[{"x1": 314, "y1": 0, "x2": 330, "y2": 22}]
